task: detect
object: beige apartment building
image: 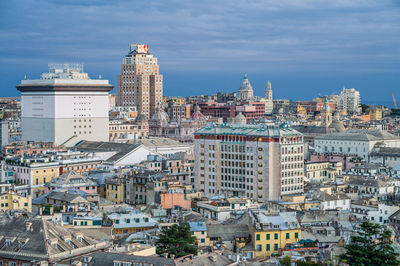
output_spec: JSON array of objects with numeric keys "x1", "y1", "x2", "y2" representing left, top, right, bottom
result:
[
  {"x1": 305, "y1": 161, "x2": 342, "y2": 183},
  {"x1": 194, "y1": 124, "x2": 305, "y2": 202},
  {"x1": 117, "y1": 44, "x2": 163, "y2": 119}
]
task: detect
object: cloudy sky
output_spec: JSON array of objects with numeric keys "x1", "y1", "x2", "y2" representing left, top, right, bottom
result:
[{"x1": 1, "y1": 0, "x2": 399, "y2": 104}]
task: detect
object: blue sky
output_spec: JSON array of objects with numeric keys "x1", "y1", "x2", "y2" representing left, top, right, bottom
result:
[{"x1": 0, "y1": 0, "x2": 399, "y2": 105}]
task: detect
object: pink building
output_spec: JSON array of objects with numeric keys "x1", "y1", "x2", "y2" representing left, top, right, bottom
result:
[
  {"x1": 309, "y1": 153, "x2": 362, "y2": 170},
  {"x1": 45, "y1": 171, "x2": 98, "y2": 194},
  {"x1": 160, "y1": 190, "x2": 191, "y2": 210}
]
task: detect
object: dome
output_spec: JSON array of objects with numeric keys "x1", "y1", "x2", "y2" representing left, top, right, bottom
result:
[
  {"x1": 232, "y1": 112, "x2": 247, "y2": 125},
  {"x1": 239, "y1": 74, "x2": 253, "y2": 92},
  {"x1": 329, "y1": 112, "x2": 345, "y2": 132},
  {"x1": 191, "y1": 105, "x2": 205, "y2": 121},
  {"x1": 149, "y1": 107, "x2": 169, "y2": 127}
]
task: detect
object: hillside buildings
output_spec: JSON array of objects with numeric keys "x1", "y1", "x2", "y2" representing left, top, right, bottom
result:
[
  {"x1": 117, "y1": 44, "x2": 163, "y2": 119},
  {"x1": 17, "y1": 63, "x2": 113, "y2": 146},
  {"x1": 194, "y1": 123, "x2": 304, "y2": 202}
]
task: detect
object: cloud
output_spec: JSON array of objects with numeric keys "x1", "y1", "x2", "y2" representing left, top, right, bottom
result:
[{"x1": 0, "y1": 0, "x2": 399, "y2": 99}]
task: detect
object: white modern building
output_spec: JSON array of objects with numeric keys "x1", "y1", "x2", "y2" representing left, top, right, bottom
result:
[
  {"x1": 338, "y1": 87, "x2": 361, "y2": 114},
  {"x1": 17, "y1": 64, "x2": 113, "y2": 146},
  {"x1": 194, "y1": 123, "x2": 305, "y2": 202}
]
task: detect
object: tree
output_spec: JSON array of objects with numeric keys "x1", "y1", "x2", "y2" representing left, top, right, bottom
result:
[
  {"x1": 360, "y1": 103, "x2": 369, "y2": 113},
  {"x1": 281, "y1": 256, "x2": 291, "y2": 266},
  {"x1": 156, "y1": 223, "x2": 198, "y2": 258},
  {"x1": 340, "y1": 221, "x2": 399, "y2": 266},
  {"x1": 375, "y1": 229, "x2": 399, "y2": 266}
]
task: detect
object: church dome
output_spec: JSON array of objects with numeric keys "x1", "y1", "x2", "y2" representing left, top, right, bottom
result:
[
  {"x1": 239, "y1": 74, "x2": 253, "y2": 92},
  {"x1": 191, "y1": 105, "x2": 205, "y2": 121},
  {"x1": 329, "y1": 111, "x2": 345, "y2": 132},
  {"x1": 149, "y1": 108, "x2": 169, "y2": 127},
  {"x1": 232, "y1": 112, "x2": 247, "y2": 125}
]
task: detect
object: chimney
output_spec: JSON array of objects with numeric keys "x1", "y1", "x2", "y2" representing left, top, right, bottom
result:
[{"x1": 26, "y1": 222, "x2": 33, "y2": 232}]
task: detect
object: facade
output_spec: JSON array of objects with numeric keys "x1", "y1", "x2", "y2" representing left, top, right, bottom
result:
[
  {"x1": 17, "y1": 63, "x2": 113, "y2": 146},
  {"x1": 72, "y1": 216, "x2": 103, "y2": 228},
  {"x1": 105, "y1": 176, "x2": 125, "y2": 204},
  {"x1": 0, "y1": 120, "x2": 8, "y2": 150},
  {"x1": 338, "y1": 87, "x2": 361, "y2": 114},
  {"x1": 117, "y1": 44, "x2": 163, "y2": 118},
  {"x1": 0, "y1": 190, "x2": 32, "y2": 212},
  {"x1": 305, "y1": 161, "x2": 342, "y2": 182},
  {"x1": 167, "y1": 103, "x2": 191, "y2": 121},
  {"x1": 108, "y1": 212, "x2": 157, "y2": 235},
  {"x1": 194, "y1": 124, "x2": 305, "y2": 202},
  {"x1": 5, "y1": 158, "x2": 60, "y2": 198},
  {"x1": 315, "y1": 129, "x2": 400, "y2": 160},
  {"x1": 189, "y1": 222, "x2": 210, "y2": 247},
  {"x1": 249, "y1": 210, "x2": 301, "y2": 258},
  {"x1": 369, "y1": 107, "x2": 383, "y2": 121},
  {"x1": 109, "y1": 119, "x2": 149, "y2": 141},
  {"x1": 160, "y1": 189, "x2": 191, "y2": 210}
]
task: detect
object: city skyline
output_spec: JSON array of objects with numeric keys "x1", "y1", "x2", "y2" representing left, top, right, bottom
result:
[{"x1": 1, "y1": 0, "x2": 400, "y2": 103}]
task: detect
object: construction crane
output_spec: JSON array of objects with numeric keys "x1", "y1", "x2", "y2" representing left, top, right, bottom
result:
[{"x1": 393, "y1": 93, "x2": 398, "y2": 109}]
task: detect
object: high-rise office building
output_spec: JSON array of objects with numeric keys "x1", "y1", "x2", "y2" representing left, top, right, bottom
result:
[
  {"x1": 17, "y1": 63, "x2": 113, "y2": 146},
  {"x1": 117, "y1": 44, "x2": 163, "y2": 119},
  {"x1": 194, "y1": 123, "x2": 304, "y2": 202},
  {"x1": 338, "y1": 88, "x2": 361, "y2": 114}
]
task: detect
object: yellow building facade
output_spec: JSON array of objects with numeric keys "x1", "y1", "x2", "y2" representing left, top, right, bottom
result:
[
  {"x1": 250, "y1": 210, "x2": 301, "y2": 258},
  {"x1": 6, "y1": 161, "x2": 60, "y2": 198},
  {"x1": 0, "y1": 190, "x2": 32, "y2": 212},
  {"x1": 369, "y1": 108, "x2": 382, "y2": 121},
  {"x1": 305, "y1": 161, "x2": 342, "y2": 183},
  {"x1": 106, "y1": 178, "x2": 125, "y2": 204},
  {"x1": 254, "y1": 229, "x2": 301, "y2": 257}
]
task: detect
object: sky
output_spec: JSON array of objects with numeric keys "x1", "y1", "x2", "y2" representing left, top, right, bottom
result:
[{"x1": 0, "y1": 0, "x2": 399, "y2": 105}]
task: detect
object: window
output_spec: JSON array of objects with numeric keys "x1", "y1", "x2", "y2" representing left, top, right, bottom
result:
[
  {"x1": 266, "y1": 234, "x2": 270, "y2": 240},
  {"x1": 201, "y1": 231, "x2": 205, "y2": 235},
  {"x1": 126, "y1": 219, "x2": 130, "y2": 223},
  {"x1": 286, "y1": 233, "x2": 290, "y2": 239},
  {"x1": 274, "y1": 243, "x2": 278, "y2": 251},
  {"x1": 295, "y1": 232, "x2": 299, "y2": 239},
  {"x1": 115, "y1": 219, "x2": 120, "y2": 224},
  {"x1": 201, "y1": 238, "x2": 205, "y2": 243},
  {"x1": 274, "y1": 233, "x2": 278, "y2": 240},
  {"x1": 256, "y1": 234, "x2": 260, "y2": 241},
  {"x1": 256, "y1": 244, "x2": 262, "y2": 251},
  {"x1": 266, "y1": 244, "x2": 270, "y2": 251}
]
